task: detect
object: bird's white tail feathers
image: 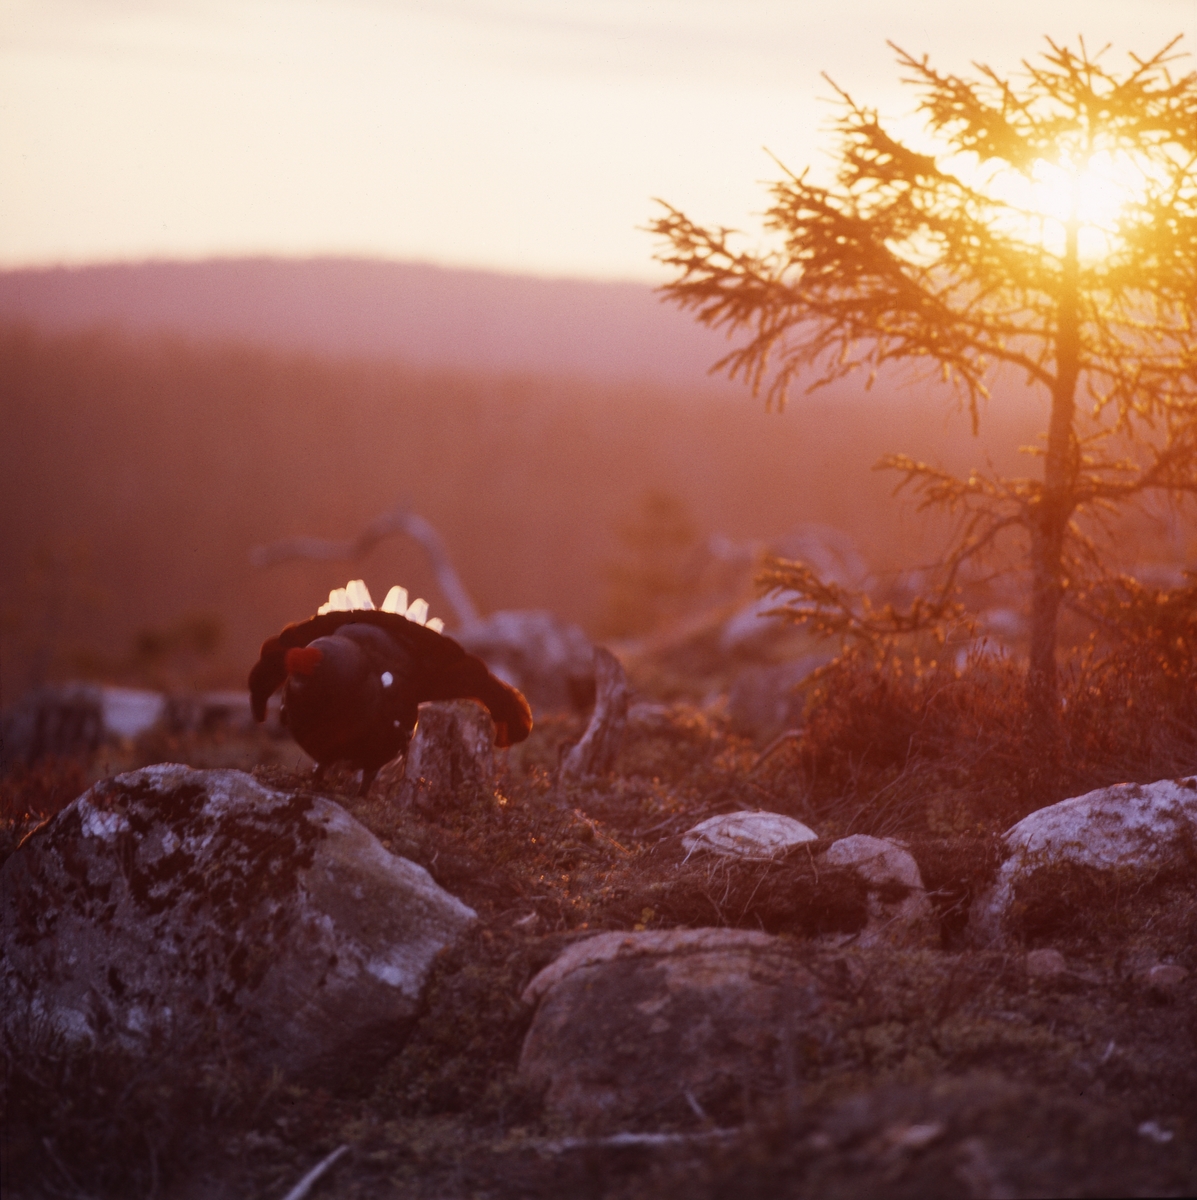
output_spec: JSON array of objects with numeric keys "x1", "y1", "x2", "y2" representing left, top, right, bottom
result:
[{"x1": 317, "y1": 579, "x2": 445, "y2": 632}]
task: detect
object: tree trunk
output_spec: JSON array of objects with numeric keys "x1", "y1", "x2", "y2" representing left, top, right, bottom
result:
[{"x1": 1027, "y1": 214, "x2": 1081, "y2": 730}]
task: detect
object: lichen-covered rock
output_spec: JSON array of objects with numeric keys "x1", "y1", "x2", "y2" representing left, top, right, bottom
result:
[
  {"x1": 0, "y1": 765, "x2": 474, "y2": 1080},
  {"x1": 820, "y1": 835, "x2": 933, "y2": 946},
  {"x1": 970, "y1": 776, "x2": 1197, "y2": 944},
  {"x1": 518, "y1": 928, "x2": 823, "y2": 1127},
  {"x1": 682, "y1": 811, "x2": 818, "y2": 861}
]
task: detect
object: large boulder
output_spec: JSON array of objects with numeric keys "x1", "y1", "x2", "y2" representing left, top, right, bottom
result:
[
  {"x1": 518, "y1": 928, "x2": 823, "y2": 1127},
  {"x1": 1, "y1": 765, "x2": 475, "y2": 1080},
  {"x1": 970, "y1": 776, "x2": 1197, "y2": 944}
]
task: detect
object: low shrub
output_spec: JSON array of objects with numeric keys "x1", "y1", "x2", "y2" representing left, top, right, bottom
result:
[{"x1": 764, "y1": 641, "x2": 1197, "y2": 840}]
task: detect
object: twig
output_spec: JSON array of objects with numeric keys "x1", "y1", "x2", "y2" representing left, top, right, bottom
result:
[
  {"x1": 683, "y1": 1087, "x2": 715, "y2": 1127},
  {"x1": 535, "y1": 1129, "x2": 741, "y2": 1153},
  {"x1": 280, "y1": 1144, "x2": 351, "y2": 1200},
  {"x1": 749, "y1": 729, "x2": 804, "y2": 774},
  {"x1": 249, "y1": 504, "x2": 480, "y2": 626}
]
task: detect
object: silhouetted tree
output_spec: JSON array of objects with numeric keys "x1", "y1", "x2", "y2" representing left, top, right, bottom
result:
[{"x1": 651, "y1": 37, "x2": 1197, "y2": 726}]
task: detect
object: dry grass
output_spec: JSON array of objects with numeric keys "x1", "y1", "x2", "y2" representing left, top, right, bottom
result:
[
  {"x1": 755, "y1": 640, "x2": 1197, "y2": 841},
  {"x1": 2, "y1": 644, "x2": 1196, "y2": 1196}
]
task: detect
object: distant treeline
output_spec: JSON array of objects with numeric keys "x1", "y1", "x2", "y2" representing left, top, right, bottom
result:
[
  {"x1": 1, "y1": 324, "x2": 1049, "y2": 697},
  {"x1": 0, "y1": 258, "x2": 736, "y2": 390}
]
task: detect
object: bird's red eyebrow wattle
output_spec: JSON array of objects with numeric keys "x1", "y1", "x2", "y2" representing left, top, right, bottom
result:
[{"x1": 284, "y1": 645, "x2": 324, "y2": 676}]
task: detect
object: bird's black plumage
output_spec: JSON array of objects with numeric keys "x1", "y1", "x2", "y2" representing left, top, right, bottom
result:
[{"x1": 249, "y1": 598, "x2": 532, "y2": 795}]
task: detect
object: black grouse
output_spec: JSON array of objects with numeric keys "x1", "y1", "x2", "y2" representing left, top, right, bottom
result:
[{"x1": 249, "y1": 581, "x2": 532, "y2": 794}]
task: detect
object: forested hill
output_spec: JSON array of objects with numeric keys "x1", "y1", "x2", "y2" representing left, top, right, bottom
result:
[
  {"x1": 0, "y1": 258, "x2": 735, "y2": 390},
  {"x1": 2, "y1": 320, "x2": 1064, "y2": 701}
]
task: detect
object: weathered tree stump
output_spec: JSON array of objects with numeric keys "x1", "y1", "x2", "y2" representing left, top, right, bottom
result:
[
  {"x1": 398, "y1": 701, "x2": 497, "y2": 812},
  {"x1": 559, "y1": 647, "x2": 629, "y2": 782}
]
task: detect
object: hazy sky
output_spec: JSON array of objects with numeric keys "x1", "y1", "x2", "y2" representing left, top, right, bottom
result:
[{"x1": 2, "y1": 0, "x2": 1194, "y2": 280}]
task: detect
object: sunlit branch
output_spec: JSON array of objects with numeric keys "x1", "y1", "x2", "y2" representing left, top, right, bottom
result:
[{"x1": 653, "y1": 35, "x2": 1197, "y2": 715}]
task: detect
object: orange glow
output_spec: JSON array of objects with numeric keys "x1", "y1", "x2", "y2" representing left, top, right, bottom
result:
[
  {"x1": 0, "y1": 1, "x2": 1189, "y2": 279},
  {"x1": 984, "y1": 150, "x2": 1155, "y2": 260}
]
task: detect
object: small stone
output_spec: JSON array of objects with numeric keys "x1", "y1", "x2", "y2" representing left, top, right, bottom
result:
[
  {"x1": 820, "y1": 835, "x2": 933, "y2": 946},
  {"x1": 1138, "y1": 1120, "x2": 1174, "y2": 1144},
  {"x1": 884, "y1": 1121, "x2": 946, "y2": 1151},
  {"x1": 821, "y1": 835, "x2": 922, "y2": 890},
  {"x1": 955, "y1": 1137, "x2": 1013, "y2": 1199},
  {"x1": 1026, "y1": 948, "x2": 1068, "y2": 979},
  {"x1": 682, "y1": 811, "x2": 817, "y2": 861},
  {"x1": 1144, "y1": 963, "x2": 1189, "y2": 996}
]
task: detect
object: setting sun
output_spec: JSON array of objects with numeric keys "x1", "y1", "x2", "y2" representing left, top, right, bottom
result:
[{"x1": 985, "y1": 148, "x2": 1153, "y2": 260}]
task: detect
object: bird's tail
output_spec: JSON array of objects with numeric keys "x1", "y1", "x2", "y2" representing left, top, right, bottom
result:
[{"x1": 423, "y1": 654, "x2": 533, "y2": 747}]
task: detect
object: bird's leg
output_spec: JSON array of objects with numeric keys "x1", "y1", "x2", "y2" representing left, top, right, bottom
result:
[
  {"x1": 359, "y1": 766, "x2": 379, "y2": 798},
  {"x1": 312, "y1": 762, "x2": 327, "y2": 787}
]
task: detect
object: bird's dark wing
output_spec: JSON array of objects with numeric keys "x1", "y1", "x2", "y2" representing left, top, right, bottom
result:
[
  {"x1": 248, "y1": 609, "x2": 532, "y2": 745},
  {"x1": 419, "y1": 653, "x2": 533, "y2": 747}
]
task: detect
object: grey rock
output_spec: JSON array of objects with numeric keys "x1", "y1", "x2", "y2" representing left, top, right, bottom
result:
[
  {"x1": 1142, "y1": 963, "x2": 1189, "y2": 999},
  {"x1": 820, "y1": 835, "x2": 934, "y2": 946},
  {"x1": 2, "y1": 683, "x2": 172, "y2": 768},
  {"x1": 1, "y1": 683, "x2": 105, "y2": 767},
  {"x1": 1025, "y1": 948, "x2": 1068, "y2": 980},
  {"x1": 626, "y1": 701, "x2": 676, "y2": 734},
  {"x1": 970, "y1": 776, "x2": 1197, "y2": 944},
  {"x1": 719, "y1": 591, "x2": 807, "y2": 656},
  {"x1": 98, "y1": 686, "x2": 167, "y2": 740},
  {"x1": 726, "y1": 656, "x2": 831, "y2": 740},
  {"x1": 682, "y1": 811, "x2": 818, "y2": 861},
  {"x1": 519, "y1": 928, "x2": 822, "y2": 1126},
  {"x1": 1, "y1": 765, "x2": 474, "y2": 1080}
]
